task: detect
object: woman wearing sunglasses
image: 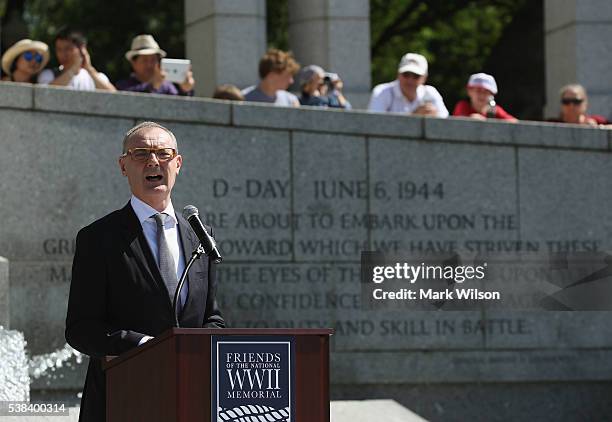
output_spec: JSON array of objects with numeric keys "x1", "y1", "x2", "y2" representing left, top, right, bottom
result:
[
  {"x1": 551, "y1": 84, "x2": 608, "y2": 126},
  {"x1": 1, "y1": 39, "x2": 49, "y2": 83}
]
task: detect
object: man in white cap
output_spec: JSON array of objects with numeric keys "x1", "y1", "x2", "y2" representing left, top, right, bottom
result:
[
  {"x1": 116, "y1": 34, "x2": 195, "y2": 96},
  {"x1": 367, "y1": 52, "x2": 448, "y2": 117},
  {"x1": 452, "y1": 72, "x2": 517, "y2": 121}
]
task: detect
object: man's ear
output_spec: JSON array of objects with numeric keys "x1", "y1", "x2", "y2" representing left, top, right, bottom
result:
[
  {"x1": 175, "y1": 155, "x2": 183, "y2": 174},
  {"x1": 118, "y1": 157, "x2": 127, "y2": 176}
]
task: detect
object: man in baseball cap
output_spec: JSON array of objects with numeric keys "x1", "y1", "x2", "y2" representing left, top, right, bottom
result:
[
  {"x1": 115, "y1": 34, "x2": 195, "y2": 96},
  {"x1": 368, "y1": 52, "x2": 448, "y2": 117}
]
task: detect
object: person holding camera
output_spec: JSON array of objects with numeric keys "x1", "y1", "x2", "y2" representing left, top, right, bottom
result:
[
  {"x1": 37, "y1": 28, "x2": 115, "y2": 91},
  {"x1": 321, "y1": 72, "x2": 351, "y2": 109},
  {"x1": 297, "y1": 65, "x2": 327, "y2": 107},
  {"x1": 298, "y1": 64, "x2": 351, "y2": 109}
]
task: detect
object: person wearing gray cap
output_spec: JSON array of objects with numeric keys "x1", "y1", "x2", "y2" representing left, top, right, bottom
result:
[{"x1": 368, "y1": 53, "x2": 448, "y2": 118}]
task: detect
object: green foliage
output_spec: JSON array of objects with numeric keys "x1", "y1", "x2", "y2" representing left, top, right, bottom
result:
[
  {"x1": 267, "y1": 0, "x2": 289, "y2": 51},
  {"x1": 23, "y1": 0, "x2": 185, "y2": 82}
]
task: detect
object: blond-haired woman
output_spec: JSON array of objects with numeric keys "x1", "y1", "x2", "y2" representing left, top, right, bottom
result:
[{"x1": 553, "y1": 84, "x2": 607, "y2": 126}]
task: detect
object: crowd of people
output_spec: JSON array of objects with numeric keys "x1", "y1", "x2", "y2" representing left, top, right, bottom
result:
[
  {"x1": 1, "y1": 29, "x2": 608, "y2": 127},
  {"x1": 1, "y1": 31, "x2": 194, "y2": 95}
]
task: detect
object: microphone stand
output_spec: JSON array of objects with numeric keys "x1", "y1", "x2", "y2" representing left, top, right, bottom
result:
[{"x1": 173, "y1": 244, "x2": 206, "y2": 327}]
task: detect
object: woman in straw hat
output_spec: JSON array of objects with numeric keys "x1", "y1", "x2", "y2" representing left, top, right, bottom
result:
[{"x1": 1, "y1": 39, "x2": 49, "y2": 83}]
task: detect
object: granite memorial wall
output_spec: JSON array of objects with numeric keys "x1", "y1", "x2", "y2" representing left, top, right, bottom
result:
[{"x1": 0, "y1": 83, "x2": 611, "y2": 418}]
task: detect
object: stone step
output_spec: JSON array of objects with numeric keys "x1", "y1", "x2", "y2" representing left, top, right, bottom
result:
[{"x1": 1, "y1": 400, "x2": 427, "y2": 422}]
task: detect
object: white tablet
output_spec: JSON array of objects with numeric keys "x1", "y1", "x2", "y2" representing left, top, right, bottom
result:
[{"x1": 161, "y1": 58, "x2": 191, "y2": 84}]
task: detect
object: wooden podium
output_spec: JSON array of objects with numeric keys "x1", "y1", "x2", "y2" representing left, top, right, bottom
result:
[{"x1": 103, "y1": 328, "x2": 333, "y2": 422}]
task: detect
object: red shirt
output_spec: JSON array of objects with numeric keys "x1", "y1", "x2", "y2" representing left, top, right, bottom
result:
[{"x1": 452, "y1": 99, "x2": 516, "y2": 121}]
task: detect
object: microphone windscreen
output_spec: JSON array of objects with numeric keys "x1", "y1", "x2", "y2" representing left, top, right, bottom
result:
[{"x1": 183, "y1": 205, "x2": 199, "y2": 220}]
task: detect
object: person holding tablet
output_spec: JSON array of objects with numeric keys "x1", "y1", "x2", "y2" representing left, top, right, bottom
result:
[{"x1": 116, "y1": 34, "x2": 195, "y2": 96}]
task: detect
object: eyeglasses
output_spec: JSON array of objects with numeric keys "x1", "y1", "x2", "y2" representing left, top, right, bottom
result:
[
  {"x1": 561, "y1": 98, "x2": 584, "y2": 105},
  {"x1": 23, "y1": 51, "x2": 43, "y2": 64},
  {"x1": 121, "y1": 147, "x2": 177, "y2": 162}
]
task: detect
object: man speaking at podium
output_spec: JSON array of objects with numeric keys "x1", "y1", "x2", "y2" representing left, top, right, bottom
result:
[{"x1": 65, "y1": 121, "x2": 225, "y2": 422}]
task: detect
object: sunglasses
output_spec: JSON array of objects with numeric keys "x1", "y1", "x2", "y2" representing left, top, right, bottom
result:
[
  {"x1": 561, "y1": 98, "x2": 584, "y2": 105},
  {"x1": 23, "y1": 51, "x2": 44, "y2": 64},
  {"x1": 121, "y1": 147, "x2": 177, "y2": 162}
]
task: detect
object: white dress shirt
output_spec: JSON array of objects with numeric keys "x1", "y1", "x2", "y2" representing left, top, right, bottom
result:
[
  {"x1": 367, "y1": 79, "x2": 449, "y2": 118},
  {"x1": 131, "y1": 196, "x2": 189, "y2": 346},
  {"x1": 130, "y1": 195, "x2": 188, "y2": 308}
]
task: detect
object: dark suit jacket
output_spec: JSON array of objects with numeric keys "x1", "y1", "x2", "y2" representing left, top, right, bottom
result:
[{"x1": 66, "y1": 202, "x2": 224, "y2": 422}]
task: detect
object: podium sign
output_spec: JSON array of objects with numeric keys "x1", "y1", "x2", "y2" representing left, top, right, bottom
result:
[
  {"x1": 211, "y1": 335, "x2": 295, "y2": 422},
  {"x1": 104, "y1": 328, "x2": 331, "y2": 422}
]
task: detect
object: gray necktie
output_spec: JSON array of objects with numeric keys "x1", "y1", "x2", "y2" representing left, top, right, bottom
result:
[{"x1": 153, "y1": 213, "x2": 179, "y2": 302}]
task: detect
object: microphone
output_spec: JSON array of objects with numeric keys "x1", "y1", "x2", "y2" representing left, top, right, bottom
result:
[{"x1": 182, "y1": 205, "x2": 222, "y2": 264}]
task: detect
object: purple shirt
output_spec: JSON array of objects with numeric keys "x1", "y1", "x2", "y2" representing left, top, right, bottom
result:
[{"x1": 115, "y1": 74, "x2": 193, "y2": 96}]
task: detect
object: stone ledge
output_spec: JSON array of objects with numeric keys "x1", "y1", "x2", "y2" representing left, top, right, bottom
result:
[
  {"x1": 33, "y1": 85, "x2": 231, "y2": 125},
  {"x1": 0, "y1": 82, "x2": 33, "y2": 109},
  {"x1": 331, "y1": 400, "x2": 428, "y2": 422},
  {"x1": 425, "y1": 116, "x2": 608, "y2": 150},
  {"x1": 0, "y1": 83, "x2": 607, "y2": 149},
  {"x1": 232, "y1": 102, "x2": 423, "y2": 138}
]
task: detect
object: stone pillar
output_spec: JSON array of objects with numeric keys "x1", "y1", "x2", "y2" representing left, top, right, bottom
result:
[
  {"x1": 288, "y1": 0, "x2": 371, "y2": 108},
  {"x1": 0, "y1": 257, "x2": 8, "y2": 328},
  {"x1": 544, "y1": 0, "x2": 612, "y2": 119},
  {"x1": 184, "y1": 0, "x2": 267, "y2": 97}
]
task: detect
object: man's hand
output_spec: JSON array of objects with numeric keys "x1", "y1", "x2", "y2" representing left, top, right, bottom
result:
[
  {"x1": 77, "y1": 45, "x2": 117, "y2": 92},
  {"x1": 333, "y1": 78, "x2": 344, "y2": 92},
  {"x1": 69, "y1": 53, "x2": 83, "y2": 75},
  {"x1": 138, "y1": 336, "x2": 154, "y2": 346},
  {"x1": 469, "y1": 112, "x2": 487, "y2": 120},
  {"x1": 413, "y1": 103, "x2": 438, "y2": 116},
  {"x1": 81, "y1": 46, "x2": 95, "y2": 74},
  {"x1": 149, "y1": 63, "x2": 166, "y2": 90},
  {"x1": 179, "y1": 67, "x2": 195, "y2": 93}
]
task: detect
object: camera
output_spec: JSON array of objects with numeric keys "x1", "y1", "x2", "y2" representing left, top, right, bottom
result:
[{"x1": 322, "y1": 72, "x2": 339, "y2": 92}]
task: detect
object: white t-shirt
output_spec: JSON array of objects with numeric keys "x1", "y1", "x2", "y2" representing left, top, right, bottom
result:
[
  {"x1": 368, "y1": 79, "x2": 449, "y2": 118},
  {"x1": 37, "y1": 67, "x2": 110, "y2": 91}
]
